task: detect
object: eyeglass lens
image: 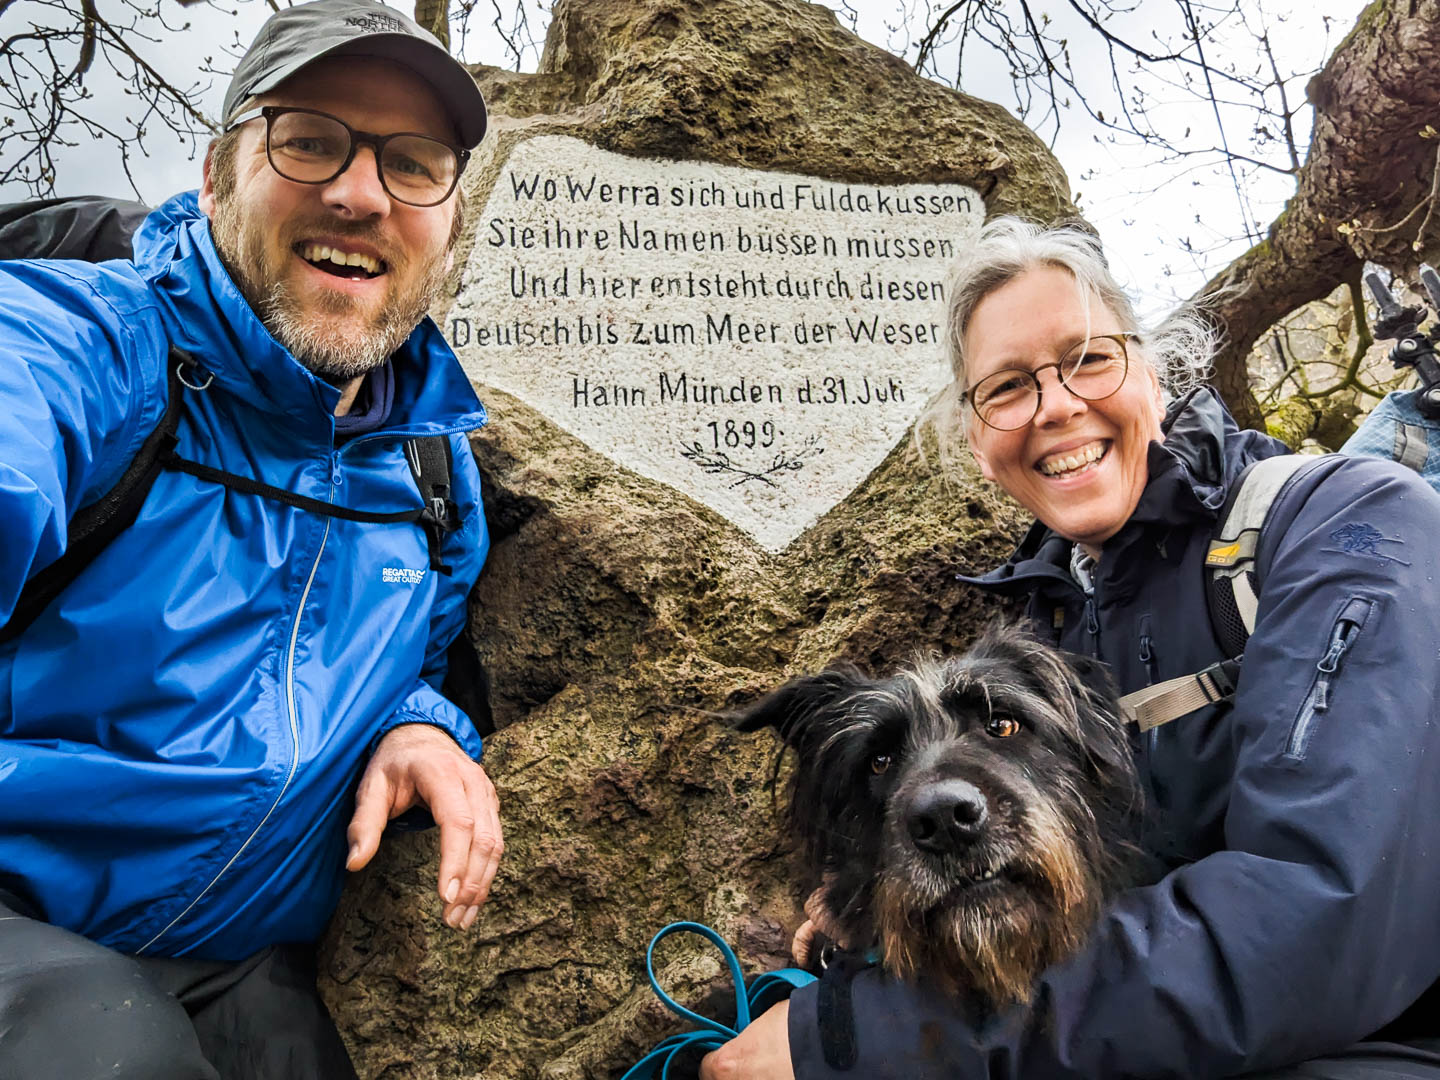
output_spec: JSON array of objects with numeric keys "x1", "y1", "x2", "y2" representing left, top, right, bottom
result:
[
  {"x1": 266, "y1": 110, "x2": 459, "y2": 206},
  {"x1": 971, "y1": 336, "x2": 1130, "y2": 430}
]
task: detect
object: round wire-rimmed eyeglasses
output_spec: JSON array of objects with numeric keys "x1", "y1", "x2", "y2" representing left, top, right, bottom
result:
[
  {"x1": 225, "y1": 106, "x2": 470, "y2": 208},
  {"x1": 965, "y1": 332, "x2": 1139, "y2": 431}
]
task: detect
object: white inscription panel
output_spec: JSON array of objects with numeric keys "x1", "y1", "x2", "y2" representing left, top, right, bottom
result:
[{"x1": 450, "y1": 135, "x2": 983, "y2": 550}]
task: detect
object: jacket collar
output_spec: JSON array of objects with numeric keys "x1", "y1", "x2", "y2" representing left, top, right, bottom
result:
[
  {"x1": 131, "y1": 192, "x2": 485, "y2": 439},
  {"x1": 965, "y1": 387, "x2": 1287, "y2": 591}
]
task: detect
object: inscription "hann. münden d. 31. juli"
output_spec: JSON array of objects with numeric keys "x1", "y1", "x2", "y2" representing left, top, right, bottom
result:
[{"x1": 449, "y1": 135, "x2": 983, "y2": 550}]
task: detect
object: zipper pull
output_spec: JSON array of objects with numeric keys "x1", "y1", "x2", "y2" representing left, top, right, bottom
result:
[
  {"x1": 1139, "y1": 633, "x2": 1159, "y2": 685},
  {"x1": 1085, "y1": 598, "x2": 1100, "y2": 637},
  {"x1": 331, "y1": 451, "x2": 343, "y2": 486},
  {"x1": 1317, "y1": 621, "x2": 1355, "y2": 675},
  {"x1": 1311, "y1": 621, "x2": 1357, "y2": 714}
]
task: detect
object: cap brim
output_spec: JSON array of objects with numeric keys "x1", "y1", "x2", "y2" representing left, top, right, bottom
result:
[{"x1": 246, "y1": 33, "x2": 487, "y2": 148}]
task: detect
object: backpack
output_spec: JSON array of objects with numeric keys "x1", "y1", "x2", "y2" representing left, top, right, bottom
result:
[
  {"x1": 0, "y1": 195, "x2": 150, "y2": 261},
  {"x1": 1119, "y1": 436, "x2": 1428, "y2": 732},
  {"x1": 0, "y1": 196, "x2": 493, "y2": 736},
  {"x1": 1124, "y1": 265, "x2": 1440, "y2": 730}
]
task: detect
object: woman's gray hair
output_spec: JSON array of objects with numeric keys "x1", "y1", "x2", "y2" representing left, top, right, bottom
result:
[{"x1": 926, "y1": 216, "x2": 1217, "y2": 463}]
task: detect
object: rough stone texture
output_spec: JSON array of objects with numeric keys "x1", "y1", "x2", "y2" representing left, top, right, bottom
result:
[{"x1": 319, "y1": 2, "x2": 1063, "y2": 1076}]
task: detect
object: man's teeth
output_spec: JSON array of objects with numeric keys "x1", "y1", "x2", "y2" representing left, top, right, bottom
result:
[
  {"x1": 300, "y1": 243, "x2": 382, "y2": 274},
  {"x1": 1039, "y1": 443, "x2": 1106, "y2": 476}
]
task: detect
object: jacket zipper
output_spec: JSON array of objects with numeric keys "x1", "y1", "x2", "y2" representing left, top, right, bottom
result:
[
  {"x1": 1138, "y1": 620, "x2": 1158, "y2": 685},
  {"x1": 1138, "y1": 615, "x2": 1159, "y2": 754},
  {"x1": 1083, "y1": 596, "x2": 1101, "y2": 657},
  {"x1": 138, "y1": 454, "x2": 337, "y2": 953},
  {"x1": 1286, "y1": 598, "x2": 1371, "y2": 759}
]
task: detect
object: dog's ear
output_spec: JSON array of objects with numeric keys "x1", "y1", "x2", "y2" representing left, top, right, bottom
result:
[
  {"x1": 1062, "y1": 651, "x2": 1119, "y2": 705},
  {"x1": 1059, "y1": 650, "x2": 1139, "y2": 795},
  {"x1": 732, "y1": 667, "x2": 866, "y2": 748}
]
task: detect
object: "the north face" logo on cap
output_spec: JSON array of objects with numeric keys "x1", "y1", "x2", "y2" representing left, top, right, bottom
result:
[{"x1": 345, "y1": 13, "x2": 405, "y2": 33}]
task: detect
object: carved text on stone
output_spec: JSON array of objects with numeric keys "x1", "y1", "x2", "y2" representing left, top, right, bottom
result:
[{"x1": 450, "y1": 136, "x2": 982, "y2": 550}]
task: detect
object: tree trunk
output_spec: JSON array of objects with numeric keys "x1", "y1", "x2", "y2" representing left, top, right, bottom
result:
[
  {"x1": 414, "y1": 0, "x2": 449, "y2": 51},
  {"x1": 1196, "y1": 0, "x2": 1440, "y2": 431}
]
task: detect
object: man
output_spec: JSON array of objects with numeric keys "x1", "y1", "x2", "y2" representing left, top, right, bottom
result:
[{"x1": 0, "y1": 2, "x2": 500, "y2": 1076}]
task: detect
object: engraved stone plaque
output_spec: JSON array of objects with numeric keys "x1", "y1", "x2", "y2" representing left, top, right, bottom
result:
[{"x1": 449, "y1": 135, "x2": 984, "y2": 550}]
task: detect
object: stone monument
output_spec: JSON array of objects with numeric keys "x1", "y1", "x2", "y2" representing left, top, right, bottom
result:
[{"x1": 321, "y1": 1, "x2": 1072, "y2": 1076}]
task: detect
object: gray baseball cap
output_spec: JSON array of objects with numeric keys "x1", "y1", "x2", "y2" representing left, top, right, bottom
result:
[{"x1": 222, "y1": 0, "x2": 487, "y2": 148}]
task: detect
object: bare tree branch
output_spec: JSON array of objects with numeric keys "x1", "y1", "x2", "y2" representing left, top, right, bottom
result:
[
  {"x1": 76, "y1": 0, "x2": 99, "y2": 77},
  {"x1": 912, "y1": 1, "x2": 967, "y2": 76},
  {"x1": 0, "y1": 0, "x2": 230, "y2": 197},
  {"x1": 1179, "y1": 0, "x2": 1259, "y2": 241},
  {"x1": 1257, "y1": 30, "x2": 1302, "y2": 174}
]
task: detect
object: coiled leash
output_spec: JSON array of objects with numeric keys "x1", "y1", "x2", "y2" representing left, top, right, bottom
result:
[{"x1": 620, "y1": 921, "x2": 816, "y2": 1080}]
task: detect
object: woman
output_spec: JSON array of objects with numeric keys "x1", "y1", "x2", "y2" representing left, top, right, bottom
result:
[{"x1": 702, "y1": 217, "x2": 1440, "y2": 1080}]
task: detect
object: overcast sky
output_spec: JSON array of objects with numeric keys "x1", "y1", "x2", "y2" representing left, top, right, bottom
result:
[{"x1": 0, "y1": 0, "x2": 1364, "y2": 317}]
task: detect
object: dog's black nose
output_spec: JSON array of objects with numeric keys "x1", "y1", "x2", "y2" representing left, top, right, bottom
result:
[{"x1": 906, "y1": 779, "x2": 989, "y2": 855}]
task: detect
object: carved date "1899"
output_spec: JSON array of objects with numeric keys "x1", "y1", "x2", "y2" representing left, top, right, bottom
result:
[{"x1": 707, "y1": 419, "x2": 778, "y2": 450}]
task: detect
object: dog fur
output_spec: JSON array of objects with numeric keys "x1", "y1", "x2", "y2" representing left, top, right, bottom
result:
[{"x1": 736, "y1": 623, "x2": 1146, "y2": 1011}]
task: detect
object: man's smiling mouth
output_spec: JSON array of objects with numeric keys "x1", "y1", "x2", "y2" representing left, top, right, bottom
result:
[{"x1": 296, "y1": 242, "x2": 386, "y2": 280}]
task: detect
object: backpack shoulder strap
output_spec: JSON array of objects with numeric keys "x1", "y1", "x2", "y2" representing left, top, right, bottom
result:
[
  {"x1": 5, "y1": 368, "x2": 469, "y2": 644},
  {"x1": 1204, "y1": 453, "x2": 1319, "y2": 656},
  {"x1": 405, "y1": 434, "x2": 495, "y2": 736},
  {"x1": 405, "y1": 435, "x2": 459, "y2": 575},
  {"x1": 1, "y1": 345, "x2": 193, "y2": 645},
  {"x1": 1118, "y1": 452, "x2": 1326, "y2": 732}
]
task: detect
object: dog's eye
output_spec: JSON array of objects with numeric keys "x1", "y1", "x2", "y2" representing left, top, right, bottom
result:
[
  {"x1": 870, "y1": 753, "x2": 892, "y2": 774},
  {"x1": 986, "y1": 716, "x2": 1022, "y2": 738}
]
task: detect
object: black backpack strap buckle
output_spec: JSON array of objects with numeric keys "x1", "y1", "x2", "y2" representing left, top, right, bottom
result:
[{"x1": 406, "y1": 437, "x2": 460, "y2": 575}]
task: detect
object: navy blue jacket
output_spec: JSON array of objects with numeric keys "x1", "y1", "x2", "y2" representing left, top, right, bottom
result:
[{"x1": 787, "y1": 389, "x2": 1440, "y2": 1077}]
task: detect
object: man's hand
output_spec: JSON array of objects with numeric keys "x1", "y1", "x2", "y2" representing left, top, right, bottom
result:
[
  {"x1": 347, "y1": 723, "x2": 503, "y2": 929},
  {"x1": 699, "y1": 1000, "x2": 794, "y2": 1080}
]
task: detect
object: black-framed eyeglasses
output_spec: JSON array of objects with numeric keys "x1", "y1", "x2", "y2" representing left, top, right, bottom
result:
[
  {"x1": 226, "y1": 106, "x2": 470, "y2": 208},
  {"x1": 965, "y1": 332, "x2": 1138, "y2": 431}
]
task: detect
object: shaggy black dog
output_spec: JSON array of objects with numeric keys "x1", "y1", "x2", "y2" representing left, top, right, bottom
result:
[{"x1": 736, "y1": 624, "x2": 1146, "y2": 1012}]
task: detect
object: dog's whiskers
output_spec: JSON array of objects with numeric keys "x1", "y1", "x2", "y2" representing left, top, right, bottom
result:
[{"x1": 812, "y1": 822, "x2": 863, "y2": 845}]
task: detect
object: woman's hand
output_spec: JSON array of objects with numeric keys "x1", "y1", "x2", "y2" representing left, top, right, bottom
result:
[
  {"x1": 701, "y1": 885, "x2": 838, "y2": 1078},
  {"x1": 792, "y1": 885, "x2": 847, "y2": 968},
  {"x1": 698, "y1": 1000, "x2": 794, "y2": 1080}
]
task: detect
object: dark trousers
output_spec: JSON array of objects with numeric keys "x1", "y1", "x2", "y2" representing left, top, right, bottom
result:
[
  {"x1": 1250, "y1": 1043, "x2": 1440, "y2": 1079},
  {"x1": 0, "y1": 894, "x2": 357, "y2": 1080}
]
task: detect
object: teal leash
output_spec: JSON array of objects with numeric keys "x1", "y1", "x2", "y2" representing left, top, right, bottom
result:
[{"x1": 620, "y1": 921, "x2": 817, "y2": 1080}]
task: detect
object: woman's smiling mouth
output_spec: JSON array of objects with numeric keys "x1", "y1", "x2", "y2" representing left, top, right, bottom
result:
[{"x1": 1037, "y1": 440, "x2": 1110, "y2": 478}]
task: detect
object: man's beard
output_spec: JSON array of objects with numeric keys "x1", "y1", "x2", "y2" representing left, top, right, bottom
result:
[{"x1": 210, "y1": 194, "x2": 450, "y2": 382}]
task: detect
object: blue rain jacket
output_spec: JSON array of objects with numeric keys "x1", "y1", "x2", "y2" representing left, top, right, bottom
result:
[
  {"x1": 786, "y1": 389, "x2": 1440, "y2": 1077},
  {"x1": 0, "y1": 193, "x2": 489, "y2": 962}
]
